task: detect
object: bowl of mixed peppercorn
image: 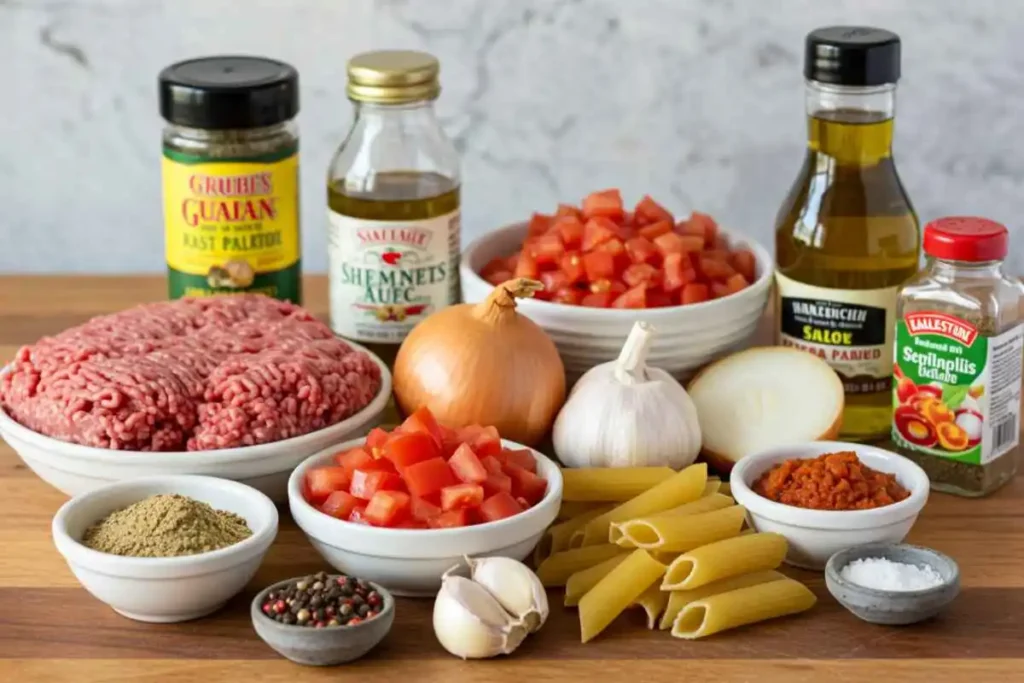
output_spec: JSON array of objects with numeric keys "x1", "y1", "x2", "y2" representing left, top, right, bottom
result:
[{"x1": 251, "y1": 571, "x2": 395, "y2": 666}]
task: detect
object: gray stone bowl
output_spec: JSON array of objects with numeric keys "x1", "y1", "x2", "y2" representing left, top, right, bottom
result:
[
  {"x1": 250, "y1": 575, "x2": 395, "y2": 666},
  {"x1": 825, "y1": 543, "x2": 960, "y2": 626}
]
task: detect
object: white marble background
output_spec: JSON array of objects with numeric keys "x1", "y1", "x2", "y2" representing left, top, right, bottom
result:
[{"x1": 2, "y1": 0, "x2": 1023, "y2": 275}]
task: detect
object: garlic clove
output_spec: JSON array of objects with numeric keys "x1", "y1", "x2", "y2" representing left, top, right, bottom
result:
[
  {"x1": 465, "y1": 555, "x2": 549, "y2": 633},
  {"x1": 432, "y1": 573, "x2": 528, "y2": 659}
]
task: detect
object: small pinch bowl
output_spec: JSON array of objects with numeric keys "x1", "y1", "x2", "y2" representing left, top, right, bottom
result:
[
  {"x1": 251, "y1": 576, "x2": 395, "y2": 666},
  {"x1": 825, "y1": 543, "x2": 960, "y2": 625},
  {"x1": 52, "y1": 475, "x2": 278, "y2": 623},
  {"x1": 289, "y1": 438, "x2": 563, "y2": 597},
  {"x1": 730, "y1": 441, "x2": 930, "y2": 570}
]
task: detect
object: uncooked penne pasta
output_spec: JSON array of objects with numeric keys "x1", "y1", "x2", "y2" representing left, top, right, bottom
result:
[
  {"x1": 658, "y1": 569, "x2": 787, "y2": 630},
  {"x1": 615, "y1": 505, "x2": 747, "y2": 552},
  {"x1": 536, "y1": 504, "x2": 615, "y2": 564},
  {"x1": 564, "y1": 553, "x2": 630, "y2": 606},
  {"x1": 578, "y1": 549, "x2": 666, "y2": 643},
  {"x1": 632, "y1": 584, "x2": 669, "y2": 630},
  {"x1": 661, "y1": 532, "x2": 787, "y2": 591},
  {"x1": 578, "y1": 463, "x2": 707, "y2": 547},
  {"x1": 560, "y1": 467, "x2": 676, "y2": 502},
  {"x1": 670, "y1": 578, "x2": 816, "y2": 639},
  {"x1": 536, "y1": 544, "x2": 625, "y2": 586},
  {"x1": 719, "y1": 481, "x2": 731, "y2": 496},
  {"x1": 609, "y1": 493, "x2": 734, "y2": 546},
  {"x1": 702, "y1": 480, "x2": 721, "y2": 496},
  {"x1": 557, "y1": 500, "x2": 607, "y2": 521}
]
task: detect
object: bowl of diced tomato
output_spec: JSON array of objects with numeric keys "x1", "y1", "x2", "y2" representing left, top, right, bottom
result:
[
  {"x1": 288, "y1": 407, "x2": 562, "y2": 597},
  {"x1": 461, "y1": 190, "x2": 773, "y2": 380}
]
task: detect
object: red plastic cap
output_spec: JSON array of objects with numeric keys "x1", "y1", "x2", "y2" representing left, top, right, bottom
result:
[{"x1": 922, "y1": 216, "x2": 1008, "y2": 262}]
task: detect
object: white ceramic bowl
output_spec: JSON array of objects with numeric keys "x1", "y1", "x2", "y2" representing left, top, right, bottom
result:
[
  {"x1": 730, "y1": 441, "x2": 930, "y2": 570},
  {"x1": 0, "y1": 340, "x2": 391, "y2": 502},
  {"x1": 52, "y1": 474, "x2": 278, "y2": 623},
  {"x1": 289, "y1": 438, "x2": 563, "y2": 597},
  {"x1": 461, "y1": 221, "x2": 773, "y2": 381}
]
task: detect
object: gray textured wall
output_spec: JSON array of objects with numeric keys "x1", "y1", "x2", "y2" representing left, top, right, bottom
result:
[{"x1": 3, "y1": 0, "x2": 1023, "y2": 274}]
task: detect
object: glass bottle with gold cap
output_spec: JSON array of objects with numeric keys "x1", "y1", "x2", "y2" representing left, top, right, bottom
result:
[
  {"x1": 327, "y1": 50, "x2": 461, "y2": 367},
  {"x1": 774, "y1": 26, "x2": 920, "y2": 442}
]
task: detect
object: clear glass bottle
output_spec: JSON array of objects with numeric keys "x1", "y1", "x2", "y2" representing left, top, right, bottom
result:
[
  {"x1": 326, "y1": 50, "x2": 461, "y2": 368},
  {"x1": 892, "y1": 217, "x2": 1023, "y2": 497},
  {"x1": 775, "y1": 27, "x2": 920, "y2": 442}
]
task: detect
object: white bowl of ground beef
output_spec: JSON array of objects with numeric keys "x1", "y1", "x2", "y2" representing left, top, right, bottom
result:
[{"x1": 0, "y1": 296, "x2": 391, "y2": 502}]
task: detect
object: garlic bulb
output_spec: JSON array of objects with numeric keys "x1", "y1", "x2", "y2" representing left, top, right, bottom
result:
[
  {"x1": 432, "y1": 569, "x2": 528, "y2": 659},
  {"x1": 553, "y1": 321, "x2": 701, "y2": 469},
  {"x1": 465, "y1": 555, "x2": 548, "y2": 633}
]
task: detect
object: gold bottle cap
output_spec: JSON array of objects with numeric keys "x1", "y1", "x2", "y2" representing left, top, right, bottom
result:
[{"x1": 346, "y1": 50, "x2": 441, "y2": 104}]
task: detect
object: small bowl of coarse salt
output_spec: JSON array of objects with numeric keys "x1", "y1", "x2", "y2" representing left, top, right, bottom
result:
[{"x1": 825, "y1": 543, "x2": 960, "y2": 625}]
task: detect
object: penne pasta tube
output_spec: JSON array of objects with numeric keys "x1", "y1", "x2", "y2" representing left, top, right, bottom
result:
[
  {"x1": 578, "y1": 549, "x2": 666, "y2": 643},
  {"x1": 702, "y1": 480, "x2": 721, "y2": 496},
  {"x1": 560, "y1": 467, "x2": 677, "y2": 502},
  {"x1": 564, "y1": 553, "x2": 630, "y2": 606},
  {"x1": 670, "y1": 578, "x2": 817, "y2": 639},
  {"x1": 610, "y1": 494, "x2": 734, "y2": 547},
  {"x1": 719, "y1": 481, "x2": 731, "y2": 496},
  {"x1": 661, "y1": 532, "x2": 787, "y2": 591},
  {"x1": 536, "y1": 544, "x2": 625, "y2": 586},
  {"x1": 578, "y1": 463, "x2": 707, "y2": 547},
  {"x1": 558, "y1": 500, "x2": 607, "y2": 521},
  {"x1": 632, "y1": 584, "x2": 669, "y2": 630},
  {"x1": 535, "y1": 504, "x2": 615, "y2": 565},
  {"x1": 615, "y1": 505, "x2": 747, "y2": 551},
  {"x1": 658, "y1": 570, "x2": 787, "y2": 630}
]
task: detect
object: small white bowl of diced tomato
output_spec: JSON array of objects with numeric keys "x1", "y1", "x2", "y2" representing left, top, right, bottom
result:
[
  {"x1": 461, "y1": 189, "x2": 773, "y2": 380},
  {"x1": 288, "y1": 407, "x2": 562, "y2": 597}
]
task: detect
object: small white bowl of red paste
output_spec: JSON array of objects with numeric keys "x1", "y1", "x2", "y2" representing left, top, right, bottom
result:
[{"x1": 730, "y1": 441, "x2": 930, "y2": 570}]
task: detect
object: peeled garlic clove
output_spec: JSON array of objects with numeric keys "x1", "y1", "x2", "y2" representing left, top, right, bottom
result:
[
  {"x1": 466, "y1": 555, "x2": 549, "y2": 633},
  {"x1": 433, "y1": 573, "x2": 528, "y2": 659}
]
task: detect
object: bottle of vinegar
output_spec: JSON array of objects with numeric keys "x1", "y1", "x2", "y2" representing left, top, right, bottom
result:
[{"x1": 775, "y1": 27, "x2": 920, "y2": 442}]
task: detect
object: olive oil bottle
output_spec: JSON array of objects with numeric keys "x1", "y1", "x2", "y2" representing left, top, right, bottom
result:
[
  {"x1": 775, "y1": 27, "x2": 920, "y2": 442},
  {"x1": 327, "y1": 51, "x2": 461, "y2": 367}
]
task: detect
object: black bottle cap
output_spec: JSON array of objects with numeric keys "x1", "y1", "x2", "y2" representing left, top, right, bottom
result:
[
  {"x1": 804, "y1": 26, "x2": 901, "y2": 86},
  {"x1": 159, "y1": 56, "x2": 299, "y2": 130}
]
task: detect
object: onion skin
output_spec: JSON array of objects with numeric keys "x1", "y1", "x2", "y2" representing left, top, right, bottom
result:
[{"x1": 393, "y1": 278, "x2": 566, "y2": 446}]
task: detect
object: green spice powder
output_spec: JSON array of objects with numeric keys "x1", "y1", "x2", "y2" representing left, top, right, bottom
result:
[{"x1": 83, "y1": 493, "x2": 253, "y2": 558}]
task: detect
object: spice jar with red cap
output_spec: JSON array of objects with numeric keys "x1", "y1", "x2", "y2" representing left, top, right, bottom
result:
[{"x1": 892, "y1": 216, "x2": 1024, "y2": 497}]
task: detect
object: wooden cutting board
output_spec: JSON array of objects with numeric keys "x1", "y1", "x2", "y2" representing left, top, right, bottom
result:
[{"x1": 0, "y1": 276, "x2": 1021, "y2": 683}]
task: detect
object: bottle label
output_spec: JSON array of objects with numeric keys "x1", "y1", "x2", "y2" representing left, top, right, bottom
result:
[
  {"x1": 327, "y1": 209, "x2": 461, "y2": 343},
  {"x1": 162, "y1": 147, "x2": 301, "y2": 302},
  {"x1": 892, "y1": 312, "x2": 1022, "y2": 465},
  {"x1": 775, "y1": 273, "x2": 897, "y2": 395}
]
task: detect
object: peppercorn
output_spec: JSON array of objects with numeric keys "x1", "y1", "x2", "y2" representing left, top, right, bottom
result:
[{"x1": 259, "y1": 573, "x2": 384, "y2": 628}]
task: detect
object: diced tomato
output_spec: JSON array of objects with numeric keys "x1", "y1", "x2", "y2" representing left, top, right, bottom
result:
[
  {"x1": 350, "y1": 468, "x2": 404, "y2": 500},
  {"x1": 581, "y1": 217, "x2": 618, "y2": 251},
  {"x1": 580, "y1": 291, "x2": 615, "y2": 308},
  {"x1": 305, "y1": 466, "x2": 352, "y2": 503},
  {"x1": 504, "y1": 464, "x2": 548, "y2": 505},
  {"x1": 348, "y1": 505, "x2": 370, "y2": 525},
  {"x1": 365, "y1": 428, "x2": 389, "y2": 454},
  {"x1": 410, "y1": 495, "x2": 443, "y2": 522},
  {"x1": 559, "y1": 252, "x2": 585, "y2": 283},
  {"x1": 514, "y1": 250, "x2": 539, "y2": 279},
  {"x1": 449, "y1": 443, "x2": 488, "y2": 484},
  {"x1": 680, "y1": 282, "x2": 710, "y2": 305},
  {"x1": 711, "y1": 281, "x2": 731, "y2": 299},
  {"x1": 527, "y1": 212, "x2": 553, "y2": 236},
  {"x1": 723, "y1": 273, "x2": 749, "y2": 295},
  {"x1": 551, "y1": 287, "x2": 583, "y2": 305},
  {"x1": 655, "y1": 232, "x2": 703, "y2": 256},
  {"x1": 394, "y1": 518, "x2": 430, "y2": 529},
  {"x1": 553, "y1": 216, "x2": 585, "y2": 247},
  {"x1": 687, "y1": 211, "x2": 719, "y2": 242},
  {"x1": 532, "y1": 233, "x2": 565, "y2": 266},
  {"x1": 633, "y1": 195, "x2": 674, "y2": 225},
  {"x1": 455, "y1": 425, "x2": 502, "y2": 458},
  {"x1": 698, "y1": 257, "x2": 736, "y2": 281},
  {"x1": 382, "y1": 431, "x2": 439, "y2": 470},
  {"x1": 730, "y1": 249, "x2": 757, "y2": 282},
  {"x1": 540, "y1": 269, "x2": 570, "y2": 294},
  {"x1": 482, "y1": 469, "x2": 513, "y2": 496},
  {"x1": 481, "y1": 455, "x2": 504, "y2": 475},
  {"x1": 622, "y1": 263, "x2": 660, "y2": 288},
  {"x1": 638, "y1": 220, "x2": 673, "y2": 241},
  {"x1": 581, "y1": 189, "x2": 625, "y2": 220},
  {"x1": 661, "y1": 252, "x2": 697, "y2": 292},
  {"x1": 499, "y1": 448, "x2": 537, "y2": 472},
  {"x1": 399, "y1": 407, "x2": 444, "y2": 449},
  {"x1": 646, "y1": 289, "x2": 673, "y2": 307},
  {"x1": 611, "y1": 284, "x2": 647, "y2": 309},
  {"x1": 624, "y1": 236, "x2": 659, "y2": 265},
  {"x1": 555, "y1": 203, "x2": 581, "y2": 220},
  {"x1": 441, "y1": 483, "x2": 485, "y2": 511},
  {"x1": 480, "y1": 258, "x2": 511, "y2": 284},
  {"x1": 428, "y1": 509, "x2": 469, "y2": 529},
  {"x1": 320, "y1": 490, "x2": 359, "y2": 519},
  {"x1": 479, "y1": 492, "x2": 524, "y2": 522},
  {"x1": 483, "y1": 268, "x2": 513, "y2": 286},
  {"x1": 334, "y1": 446, "x2": 373, "y2": 471},
  {"x1": 581, "y1": 251, "x2": 616, "y2": 281},
  {"x1": 590, "y1": 279, "x2": 626, "y2": 296},
  {"x1": 363, "y1": 490, "x2": 411, "y2": 527},
  {"x1": 402, "y1": 457, "x2": 458, "y2": 498},
  {"x1": 437, "y1": 425, "x2": 462, "y2": 459}
]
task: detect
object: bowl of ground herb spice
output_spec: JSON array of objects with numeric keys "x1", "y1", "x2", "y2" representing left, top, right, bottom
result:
[{"x1": 52, "y1": 475, "x2": 278, "y2": 623}]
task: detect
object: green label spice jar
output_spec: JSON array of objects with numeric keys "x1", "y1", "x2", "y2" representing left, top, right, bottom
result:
[{"x1": 892, "y1": 217, "x2": 1024, "y2": 497}]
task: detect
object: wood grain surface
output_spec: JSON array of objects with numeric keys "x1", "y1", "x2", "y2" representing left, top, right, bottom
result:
[{"x1": 0, "y1": 276, "x2": 1021, "y2": 683}]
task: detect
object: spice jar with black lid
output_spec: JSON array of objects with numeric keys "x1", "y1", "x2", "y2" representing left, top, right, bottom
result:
[
  {"x1": 159, "y1": 55, "x2": 302, "y2": 303},
  {"x1": 892, "y1": 217, "x2": 1024, "y2": 497}
]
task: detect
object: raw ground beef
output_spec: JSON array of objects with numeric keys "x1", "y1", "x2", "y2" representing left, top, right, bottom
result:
[{"x1": 0, "y1": 295, "x2": 383, "y2": 451}]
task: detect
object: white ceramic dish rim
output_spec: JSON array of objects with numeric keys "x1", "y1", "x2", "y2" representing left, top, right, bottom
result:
[
  {"x1": 730, "y1": 441, "x2": 930, "y2": 531},
  {"x1": 460, "y1": 220, "x2": 774, "y2": 318},
  {"x1": 288, "y1": 437, "x2": 564, "y2": 546},
  {"x1": 824, "y1": 542, "x2": 961, "y2": 599},
  {"x1": 52, "y1": 474, "x2": 279, "y2": 579},
  {"x1": 0, "y1": 338, "x2": 392, "y2": 465}
]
